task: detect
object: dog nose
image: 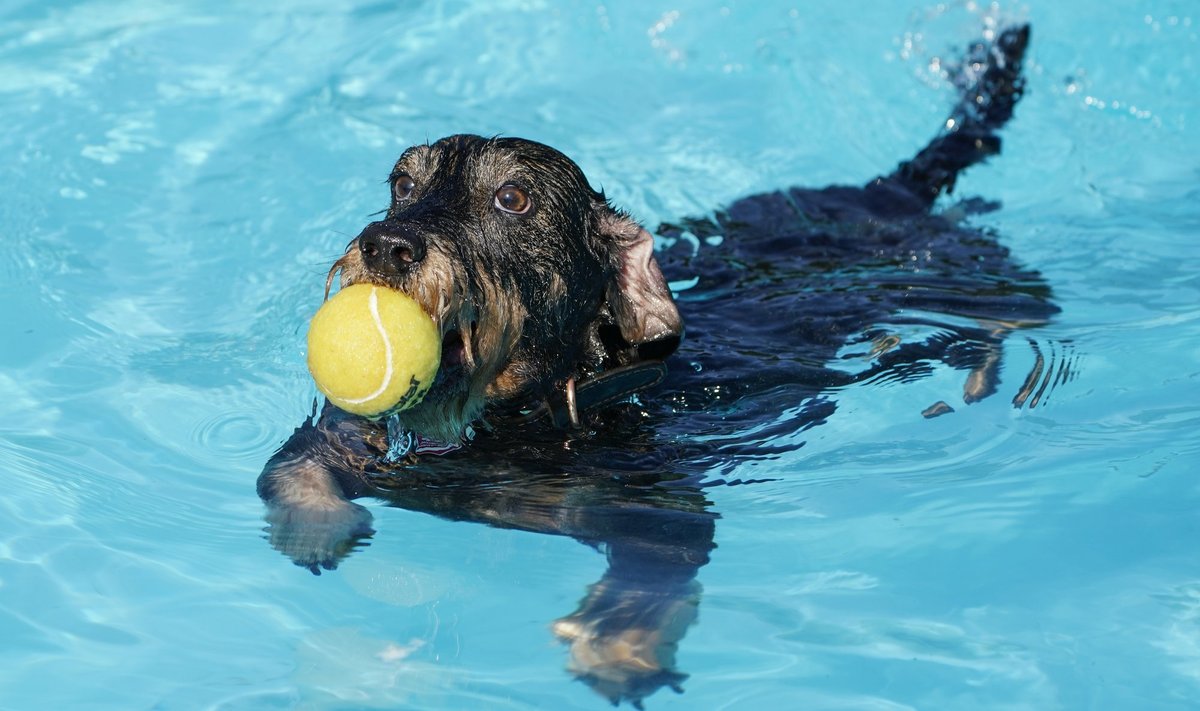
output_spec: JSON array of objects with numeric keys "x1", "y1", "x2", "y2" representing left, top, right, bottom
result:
[{"x1": 358, "y1": 222, "x2": 426, "y2": 276}]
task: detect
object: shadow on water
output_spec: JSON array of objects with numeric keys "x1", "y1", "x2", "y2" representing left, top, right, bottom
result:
[{"x1": 257, "y1": 23, "x2": 1072, "y2": 708}]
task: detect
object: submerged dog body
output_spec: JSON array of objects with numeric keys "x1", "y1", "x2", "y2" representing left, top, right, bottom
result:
[{"x1": 259, "y1": 25, "x2": 1051, "y2": 707}]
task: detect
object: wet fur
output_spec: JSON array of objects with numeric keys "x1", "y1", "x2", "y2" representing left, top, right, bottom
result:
[{"x1": 323, "y1": 136, "x2": 676, "y2": 440}]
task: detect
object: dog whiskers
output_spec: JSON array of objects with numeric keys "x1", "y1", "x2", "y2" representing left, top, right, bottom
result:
[{"x1": 324, "y1": 255, "x2": 350, "y2": 300}]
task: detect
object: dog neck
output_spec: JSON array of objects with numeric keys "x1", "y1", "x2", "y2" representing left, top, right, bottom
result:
[{"x1": 382, "y1": 360, "x2": 670, "y2": 461}]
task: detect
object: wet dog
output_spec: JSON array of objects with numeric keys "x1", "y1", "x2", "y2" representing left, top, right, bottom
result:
[{"x1": 259, "y1": 24, "x2": 1056, "y2": 708}]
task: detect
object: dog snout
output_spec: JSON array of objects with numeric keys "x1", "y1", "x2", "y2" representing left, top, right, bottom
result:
[{"x1": 358, "y1": 221, "x2": 427, "y2": 277}]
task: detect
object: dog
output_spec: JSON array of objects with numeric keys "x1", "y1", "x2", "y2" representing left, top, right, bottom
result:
[{"x1": 259, "y1": 24, "x2": 1057, "y2": 708}]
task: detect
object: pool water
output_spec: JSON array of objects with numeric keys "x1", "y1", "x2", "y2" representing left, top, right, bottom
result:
[{"x1": 2, "y1": 1, "x2": 1198, "y2": 709}]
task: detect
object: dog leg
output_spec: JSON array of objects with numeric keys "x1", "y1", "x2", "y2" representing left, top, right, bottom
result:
[
  {"x1": 258, "y1": 442, "x2": 375, "y2": 574},
  {"x1": 553, "y1": 575, "x2": 696, "y2": 709}
]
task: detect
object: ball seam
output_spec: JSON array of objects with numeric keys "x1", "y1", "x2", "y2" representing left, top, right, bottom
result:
[{"x1": 339, "y1": 286, "x2": 395, "y2": 406}]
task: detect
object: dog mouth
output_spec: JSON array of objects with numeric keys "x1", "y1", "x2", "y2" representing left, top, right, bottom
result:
[
  {"x1": 326, "y1": 248, "x2": 496, "y2": 440},
  {"x1": 428, "y1": 316, "x2": 476, "y2": 398},
  {"x1": 327, "y1": 263, "x2": 479, "y2": 402}
]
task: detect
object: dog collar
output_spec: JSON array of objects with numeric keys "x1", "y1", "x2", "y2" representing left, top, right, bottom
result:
[
  {"x1": 518, "y1": 360, "x2": 670, "y2": 430},
  {"x1": 381, "y1": 360, "x2": 669, "y2": 461}
]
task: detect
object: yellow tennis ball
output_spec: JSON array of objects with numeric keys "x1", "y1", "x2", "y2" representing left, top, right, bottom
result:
[{"x1": 306, "y1": 283, "x2": 441, "y2": 417}]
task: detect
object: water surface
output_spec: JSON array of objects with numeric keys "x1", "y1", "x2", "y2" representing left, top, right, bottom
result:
[{"x1": 1, "y1": 1, "x2": 1198, "y2": 709}]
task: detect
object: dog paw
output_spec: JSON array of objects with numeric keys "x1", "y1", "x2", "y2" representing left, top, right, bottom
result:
[
  {"x1": 263, "y1": 499, "x2": 375, "y2": 575},
  {"x1": 553, "y1": 610, "x2": 692, "y2": 708}
]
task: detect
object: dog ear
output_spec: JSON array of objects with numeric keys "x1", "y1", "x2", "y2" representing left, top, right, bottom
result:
[{"x1": 595, "y1": 208, "x2": 683, "y2": 359}]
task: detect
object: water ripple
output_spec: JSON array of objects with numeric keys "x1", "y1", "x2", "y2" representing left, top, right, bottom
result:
[
  {"x1": 1012, "y1": 338, "x2": 1081, "y2": 410},
  {"x1": 193, "y1": 410, "x2": 278, "y2": 463}
]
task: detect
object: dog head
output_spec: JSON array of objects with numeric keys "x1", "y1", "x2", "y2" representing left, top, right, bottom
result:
[{"x1": 327, "y1": 135, "x2": 682, "y2": 441}]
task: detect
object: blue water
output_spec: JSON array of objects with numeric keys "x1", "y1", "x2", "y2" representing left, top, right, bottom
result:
[{"x1": 2, "y1": 1, "x2": 1198, "y2": 709}]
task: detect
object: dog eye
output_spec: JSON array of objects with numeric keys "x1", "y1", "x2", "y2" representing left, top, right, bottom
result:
[
  {"x1": 393, "y1": 174, "x2": 416, "y2": 201},
  {"x1": 494, "y1": 185, "x2": 531, "y2": 215}
]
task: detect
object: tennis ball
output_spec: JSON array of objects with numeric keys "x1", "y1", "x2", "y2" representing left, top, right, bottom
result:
[{"x1": 306, "y1": 283, "x2": 441, "y2": 417}]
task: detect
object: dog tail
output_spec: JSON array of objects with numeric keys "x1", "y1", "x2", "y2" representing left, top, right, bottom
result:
[{"x1": 882, "y1": 24, "x2": 1030, "y2": 206}]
